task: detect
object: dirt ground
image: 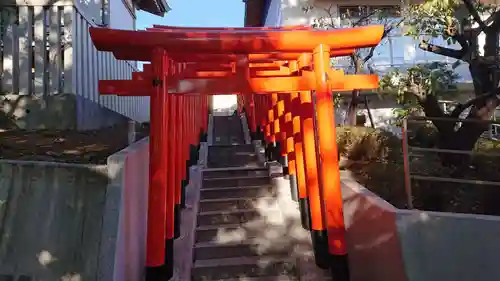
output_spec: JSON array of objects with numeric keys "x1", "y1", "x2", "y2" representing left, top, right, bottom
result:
[{"x1": 0, "y1": 124, "x2": 149, "y2": 164}]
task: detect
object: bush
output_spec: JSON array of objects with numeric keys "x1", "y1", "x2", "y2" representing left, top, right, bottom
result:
[
  {"x1": 337, "y1": 126, "x2": 500, "y2": 215},
  {"x1": 337, "y1": 126, "x2": 408, "y2": 208}
]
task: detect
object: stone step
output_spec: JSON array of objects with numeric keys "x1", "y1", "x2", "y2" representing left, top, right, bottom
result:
[
  {"x1": 203, "y1": 167, "x2": 268, "y2": 179},
  {"x1": 200, "y1": 185, "x2": 276, "y2": 200},
  {"x1": 196, "y1": 209, "x2": 279, "y2": 227},
  {"x1": 192, "y1": 256, "x2": 297, "y2": 281},
  {"x1": 194, "y1": 240, "x2": 290, "y2": 260},
  {"x1": 207, "y1": 157, "x2": 260, "y2": 169},
  {"x1": 195, "y1": 219, "x2": 292, "y2": 244},
  {"x1": 199, "y1": 197, "x2": 277, "y2": 213},
  {"x1": 208, "y1": 144, "x2": 255, "y2": 153},
  {"x1": 195, "y1": 224, "x2": 245, "y2": 243},
  {"x1": 203, "y1": 176, "x2": 271, "y2": 189}
]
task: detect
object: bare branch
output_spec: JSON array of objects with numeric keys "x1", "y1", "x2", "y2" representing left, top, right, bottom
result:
[
  {"x1": 419, "y1": 41, "x2": 468, "y2": 60},
  {"x1": 363, "y1": 18, "x2": 404, "y2": 64},
  {"x1": 351, "y1": 10, "x2": 378, "y2": 26}
]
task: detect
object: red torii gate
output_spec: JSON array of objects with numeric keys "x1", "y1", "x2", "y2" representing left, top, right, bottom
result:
[{"x1": 89, "y1": 24, "x2": 383, "y2": 281}]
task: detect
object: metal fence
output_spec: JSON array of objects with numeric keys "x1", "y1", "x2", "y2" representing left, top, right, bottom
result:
[
  {"x1": 0, "y1": 5, "x2": 149, "y2": 127},
  {"x1": 402, "y1": 116, "x2": 500, "y2": 212}
]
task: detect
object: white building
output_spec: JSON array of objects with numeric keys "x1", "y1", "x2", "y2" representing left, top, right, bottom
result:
[
  {"x1": 243, "y1": 0, "x2": 482, "y2": 133},
  {"x1": 0, "y1": 0, "x2": 169, "y2": 130}
]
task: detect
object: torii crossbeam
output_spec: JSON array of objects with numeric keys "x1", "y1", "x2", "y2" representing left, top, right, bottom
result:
[{"x1": 89, "y1": 24, "x2": 384, "y2": 281}]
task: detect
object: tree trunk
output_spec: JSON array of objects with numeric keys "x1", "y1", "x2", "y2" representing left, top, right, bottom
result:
[
  {"x1": 418, "y1": 92, "x2": 493, "y2": 166},
  {"x1": 345, "y1": 56, "x2": 364, "y2": 126},
  {"x1": 346, "y1": 90, "x2": 360, "y2": 125}
]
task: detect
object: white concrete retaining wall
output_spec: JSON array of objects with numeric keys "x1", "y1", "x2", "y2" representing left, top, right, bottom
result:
[
  {"x1": 341, "y1": 171, "x2": 500, "y2": 281},
  {"x1": 101, "y1": 137, "x2": 149, "y2": 281}
]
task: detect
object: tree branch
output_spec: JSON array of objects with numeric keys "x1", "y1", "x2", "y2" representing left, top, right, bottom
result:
[
  {"x1": 419, "y1": 41, "x2": 468, "y2": 60},
  {"x1": 321, "y1": 4, "x2": 336, "y2": 28},
  {"x1": 416, "y1": 94, "x2": 449, "y2": 133},
  {"x1": 484, "y1": 9, "x2": 500, "y2": 26},
  {"x1": 450, "y1": 90, "x2": 500, "y2": 118},
  {"x1": 351, "y1": 9, "x2": 378, "y2": 27},
  {"x1": 462, "y1": 0, "x2": 488, "y2": 31},
  {"x1": 363, "y1": 19, "x2": 404, "y2": 64}
]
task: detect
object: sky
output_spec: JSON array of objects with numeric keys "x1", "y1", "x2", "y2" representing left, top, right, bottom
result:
[
  {"x1": 136, "y1": 0, "x2": 246, "y2": 30},
  {"x1": 135, "y1": 0, "x2": 244, "y2": 108}
]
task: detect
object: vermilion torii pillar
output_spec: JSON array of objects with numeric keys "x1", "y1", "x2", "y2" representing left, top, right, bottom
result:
[{"x1": 89, "y1": 24, "x2": 383, "y2": 281}]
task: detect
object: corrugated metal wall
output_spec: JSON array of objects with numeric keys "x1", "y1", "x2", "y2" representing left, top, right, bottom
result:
[{"x1": 0, "y1": 4, "x2": 149, "y2": 130}]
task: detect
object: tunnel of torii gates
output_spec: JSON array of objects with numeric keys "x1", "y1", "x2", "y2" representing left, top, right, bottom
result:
[{"x1": 89, "y1": 23, "x2": 383, "y2": 281}]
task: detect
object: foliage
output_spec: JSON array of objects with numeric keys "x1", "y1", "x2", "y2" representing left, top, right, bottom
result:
[
  {"x1": 405, "y1": 0, "x2": 496, "y2": 43},
  {"x1": 337, "y1": 126, "x2": 500, "y2": 214},
  {"x1": 379, "y1": 62, "x2": 460, "y2": 123},
  {"x1": 379, "y1": 0, "x2": 500, "y2": 154}
]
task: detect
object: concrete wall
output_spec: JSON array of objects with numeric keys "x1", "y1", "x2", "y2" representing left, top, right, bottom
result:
[
  {"x1": 0, "y1": 138, "x2": 150, "y2": 281},
  {"x1": 100, "y1": 138, "x2": 149, "y2": 281},
  {"x1": 0, "y1": 160, "x2": 108, "y2": 280},
  {"x1": 341, "y1": 171, "x2": 500, "y2": 281}
]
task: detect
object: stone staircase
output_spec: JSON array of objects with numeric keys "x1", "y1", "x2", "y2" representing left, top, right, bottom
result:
[{"x1": 191, "y1": 115, "x2": 301, "y2": 281}]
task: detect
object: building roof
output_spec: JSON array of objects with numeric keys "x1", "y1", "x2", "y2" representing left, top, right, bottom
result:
[{"x1": 135, "y1": 0, "x2": 171, "y2": 16}]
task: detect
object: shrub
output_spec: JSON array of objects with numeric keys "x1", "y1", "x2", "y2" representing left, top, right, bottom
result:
[
  {"x1": 336, "y1": 126, "x2": 408, "y2": 208},
  {"x1": 337, "y1": 126, "x2": 500, "y2": 215}
]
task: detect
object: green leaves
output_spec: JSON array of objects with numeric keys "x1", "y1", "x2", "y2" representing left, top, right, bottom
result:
[
  {"x1": 405, "y1": 0, "x2": 497, "y2": 42},
  {"x1": 380, "y1": 62, "x2": 459, "y2": 113}
]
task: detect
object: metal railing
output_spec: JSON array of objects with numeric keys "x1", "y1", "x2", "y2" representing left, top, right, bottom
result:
[{"x1": 402, "y1": 116, "x2": 500, "y2": 210}]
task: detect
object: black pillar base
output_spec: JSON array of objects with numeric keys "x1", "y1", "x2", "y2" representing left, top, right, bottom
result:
[
  {"x1": 174, "y1": 204, "x2": 181, "y2": 239},
  {"x1": 145, "y1": 265, "x2": 168, "y2": 281},
  {"x1": 311, "y1": 230, "x2": 330, "y2": 269},
  {"x1": 188, "y1": 145, "x2": 198, "y2": 167},
  {"x1": 180, "y1": 180, "x2": 187, "y2": 209},
  {"x1": 255, "y1": 126, "x2": 262, "y2": 141},
  {"x1": 249, "y1": 131, "x2": 257, "y2": 142},
  {"x1": 299, "y1": 197, "x2": 311, "y2": 230},
  {"x1": 273, "y1": 142, "x2": 282, "y2": 162},
  {"x1": 145, "y1": 238, "x2": 174, "y2": 281},
  {"x1": 265, "y1": 142, "x2": 275, "y2": 162},
  {"x1": 280, "y1": 153, "x2": 288, "y2": 175},
  {"x1": 289, "y1": 173, "x2": 298, "y2": 202},
  {"x1": 258, "y1": 127, "x2": 266, "y2": 142},
  {"x1": 199, "y1": 129, "x2": 207, "y2": 143},
  {"x1": 330, "y1": 254, "x2": 350, "y2": 281},
  {"x1": 164, "y1": 238, "x2": 174, "y2": 279}
]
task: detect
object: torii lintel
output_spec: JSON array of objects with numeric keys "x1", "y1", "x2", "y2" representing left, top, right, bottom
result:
[{"x1": 89, "y1": 25, "x2": 384, "y2": 58}]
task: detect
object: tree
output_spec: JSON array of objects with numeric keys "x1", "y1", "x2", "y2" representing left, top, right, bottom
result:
[
  {"x1": 302, "y1": 3, "x2": 404, "y2": 126},
  {"x1": 380, "y1": 0, "x2": 500, "y2": 158}
]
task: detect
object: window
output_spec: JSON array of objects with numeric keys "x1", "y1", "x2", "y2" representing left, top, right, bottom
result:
[
  {"x1": 338, "y1": 5, "x2": 401, "y2": 19},
  {"x1": 338, "y1": 6, "x2": 369, "y2": 18}
]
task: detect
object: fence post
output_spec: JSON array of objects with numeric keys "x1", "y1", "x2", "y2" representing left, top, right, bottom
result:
[{"x1": 402, "y1": 118, "x2": 414, "y2": 209}]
